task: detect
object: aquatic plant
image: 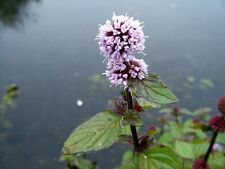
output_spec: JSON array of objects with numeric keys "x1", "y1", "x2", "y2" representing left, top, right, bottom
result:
[
  {"x1": 62, "y1": 14, "x2": 225, "y2": 169},
  {"x1": 0, "y1": 84, "x2": 19, "y2": 140}
]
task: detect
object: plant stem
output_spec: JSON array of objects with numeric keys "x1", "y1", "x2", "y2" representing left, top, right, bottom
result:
[
  {"x1": 203, "y1": 131, "x2": 218, "y2": 164},
  {"x1": 125, "y1": 88, "x2": 140, "y2": 148}
]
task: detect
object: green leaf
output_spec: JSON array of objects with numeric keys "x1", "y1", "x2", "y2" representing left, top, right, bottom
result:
[
  {"x1": 63, "y1": 155, "x2": 98, "y2": 169},
  {"x1": 208, "y1": 152, "x2": 225, "y2": 169},
  {"x1": 73, "y1": 157, "x2": 98, "y2": 169},
  {"x1": 115, "y1": 146, "x2": 181, "y2": 169},
  {"x1": 63, "y1": 111, "x2": 130, "y2": 155},
  {"x1": 216, "y1": 133, "x2": 225, "y2": 144},
  {"x1": 159, "y1": 132, "x2": 174, "y2": 146},
  {"x1": 134, "y1": 145, "x2": 182, "y2": 169},
  {"x1": 129, "y1": 73, "x2": 178, "y2": 109},
  {"x1": 175, "y1": 141, "x2": 195, "y2": 159},
  {"x1": 175, "y1": 140, "x2": 209, "y2": 159},
  {"x1": 123, "y1": 111, "x2": 143, "y2": 126}
]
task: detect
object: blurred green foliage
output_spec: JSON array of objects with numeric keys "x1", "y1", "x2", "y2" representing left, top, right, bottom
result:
[
  {"x1": 0, "y1": 0, "x2": 40, "y2": 27},
  {"x1": 61, "y1": 155, "x2": 98, "y2": 169},
  {"x1": 0, "y1": 84, "x2": 19, "y2": 140}
]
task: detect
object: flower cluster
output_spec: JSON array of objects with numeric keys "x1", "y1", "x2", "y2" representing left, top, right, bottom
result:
[
  {"x1": 208, "y1": 114, "x2": 225, "y2": 132},
  {"x1": 97, "y1": 14, "x2": 148, "y2": 87},
  {"x1": 105, "y1": 55, "x2": 148, "y2": 86},
  {"x1": 97, "y1": 14, "x2": 145, "y2": 61}
]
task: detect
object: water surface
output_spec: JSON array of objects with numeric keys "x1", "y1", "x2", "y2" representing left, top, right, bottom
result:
[{"x1": 0, "y1": 0, "x2": 225, "y2": 168}]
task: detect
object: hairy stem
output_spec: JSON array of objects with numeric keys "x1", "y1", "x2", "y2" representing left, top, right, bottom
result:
[
  {"x1": 125, "y1": 88, "x2": 140, "y2": 148},
  {"x1": 203, "y1": 131, "x2": 218, "y2": 164}
]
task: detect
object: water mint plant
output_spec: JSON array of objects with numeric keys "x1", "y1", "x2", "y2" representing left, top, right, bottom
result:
[
  {"x1": 62, "y1": 14, "x2": 225, "y2": 169},
  {"x1": 62, "y1": 13, "x2": 180, "y2": 169}
]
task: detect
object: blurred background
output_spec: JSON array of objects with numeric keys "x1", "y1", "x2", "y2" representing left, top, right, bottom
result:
[{"x1": 0, "y1": 0, "x2": 225, "y2": 168}]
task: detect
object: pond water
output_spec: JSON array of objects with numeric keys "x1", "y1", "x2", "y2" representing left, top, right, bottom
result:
[{"x1": 0, "y1": 0, "x2": 225, "y2": 168}]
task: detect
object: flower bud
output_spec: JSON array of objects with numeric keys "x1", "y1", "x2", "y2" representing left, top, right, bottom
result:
[
  {"x1": 193, "y1": 159, "x2": 210, "y2": 169},
  {"x1": 171, "y1": 107, "x2": 180, "y2": 117},
  {"x1": 217, "y1": 95, "x2": 225, "y2": 115},
  {"x1": 208, "y1": 114, "x2": 225, "y2": 132},
  {"x1": 147, "y1": 125, "x2": 157, "y2": 136}
]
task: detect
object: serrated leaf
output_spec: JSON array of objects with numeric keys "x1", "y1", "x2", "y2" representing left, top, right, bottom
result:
[
  {"x1": 115, "y1": 146, "x2": 181, "y2": 169},
  {"x1": 129, "y1": 73, "x2": 178, "y2": 109},
  {"x1": 134, "y1": 97, "x2": 160, "y2": 109},
  {"x1": 159, "y1": 132, "x2": 174, "y2": 146},
  {"x1": 63, "y1": 111, "x2": 130, "y2": 155},
  {"x1": 208, "y1": 152, "x2": 225, "y2": 169},
  {"x1": 175, "y1": 141, "x2": 195, "y2": 159},
  {"x1": 168, "y1": 121, "x2": 184, "y2": 139},
  {"x1": 216, "y1": 133, "x2": 225, "y2": 144},
  {"x1": 175, "y1": 140, "x2": 209, "y2": 159},
  {"x1": 134, "y1": 145, "x2": 182, "y2": 169}
]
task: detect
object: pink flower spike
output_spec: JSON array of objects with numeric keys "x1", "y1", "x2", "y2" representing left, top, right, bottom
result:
[{"x1": 97, "y1": 13, "x2": 146, "y2": 62}]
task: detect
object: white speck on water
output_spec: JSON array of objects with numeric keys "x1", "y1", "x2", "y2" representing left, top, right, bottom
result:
[{"x1": 76, "y1": 100, "x2": 83, "y2": 106}]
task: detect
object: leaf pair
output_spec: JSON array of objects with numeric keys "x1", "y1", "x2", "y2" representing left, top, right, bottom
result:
[{"x1": 63, "y1": 73, "x2": 178, "y2": 158}]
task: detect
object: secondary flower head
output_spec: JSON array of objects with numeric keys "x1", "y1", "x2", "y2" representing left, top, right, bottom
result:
[
  {"x1": 193, "y1": 159, "x2": 210, "y2": 169},
  {"x1": 208, "y1": 114, "x2": 225, "y2": 132},
  {"x1": 217, "y1": 95, "x2": 225, "y2": 115},
  {"x1": 105, "y1": 55, "x2": 148, "y2": 87},
  {"x1": 97, "y1": 13, "x2": 145, "y2": 62}
]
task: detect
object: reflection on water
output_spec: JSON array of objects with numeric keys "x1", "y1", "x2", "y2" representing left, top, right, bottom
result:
[
  {"x1": 0, "y1": 0, "x2": 40, "y2": 27},
  {"x1": 0, "y1": 0, "x2": 225, "y2": 169},
  {"x1": 0, "y1": 84, "x2": 19, "y2": 140}
]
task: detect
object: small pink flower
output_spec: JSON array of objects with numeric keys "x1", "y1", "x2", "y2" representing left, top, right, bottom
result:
[
  {"x1": 193, "y1": 159, "x2": 210, "y2": 169},
  {"x1": 208, "y1": 114, "x2": 225, "y2": 132}
]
